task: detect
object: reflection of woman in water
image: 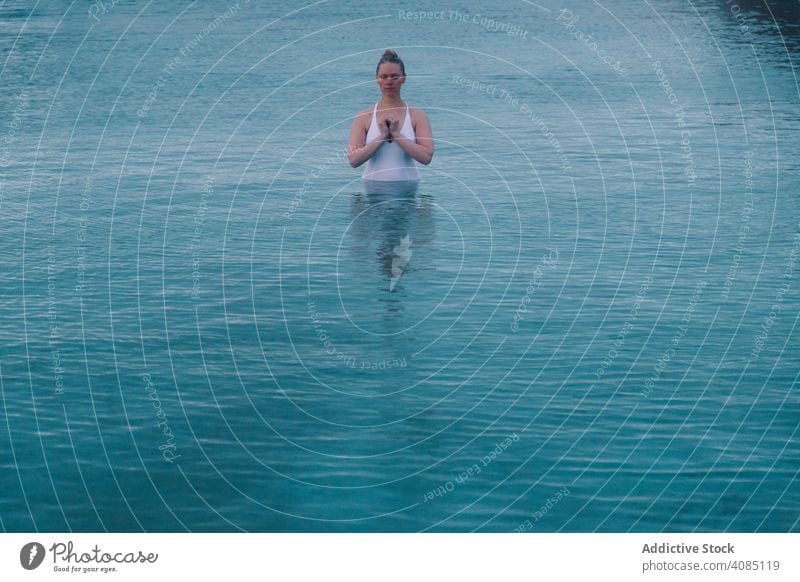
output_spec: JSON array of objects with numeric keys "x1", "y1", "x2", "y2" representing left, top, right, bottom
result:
[
  {"x1": 347, "y1": 49, "x2": 434, "y2": 181},
  {"x1": 350, "y1": 181, "x2": 423, "y2": 292}
]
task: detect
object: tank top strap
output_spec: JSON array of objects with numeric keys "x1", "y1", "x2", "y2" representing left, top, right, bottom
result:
[{"x1": 402, "y1": 105, "x2": 414, "y2": 135}]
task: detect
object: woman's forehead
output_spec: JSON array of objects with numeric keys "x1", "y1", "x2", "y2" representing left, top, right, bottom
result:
[{"x1": 378, "y1": 62, "x2": 403, "y2": 74}]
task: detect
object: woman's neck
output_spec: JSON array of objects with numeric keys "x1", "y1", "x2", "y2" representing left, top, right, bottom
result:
[{"x1": 378, "y1": 96, "x2": 404, "y2": 110}]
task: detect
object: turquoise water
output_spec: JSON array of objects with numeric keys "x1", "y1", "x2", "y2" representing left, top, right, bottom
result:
[{"x1": 1, "y1": 0, "x2": 798, "y2": 532}]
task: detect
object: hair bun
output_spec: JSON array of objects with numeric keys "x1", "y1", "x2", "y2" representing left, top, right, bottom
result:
[{"x1": 376, "y1": 49, "x2": 405, "y2": 76}]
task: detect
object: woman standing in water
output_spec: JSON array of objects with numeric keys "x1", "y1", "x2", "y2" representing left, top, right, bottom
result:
[{"x1": 347, "y1": 50, "x2": 434, "y2": 181}]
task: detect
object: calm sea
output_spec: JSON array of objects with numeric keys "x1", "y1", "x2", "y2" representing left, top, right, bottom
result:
[{"x1": 1, "y1": 0, "x2": 798, "y2": 531}]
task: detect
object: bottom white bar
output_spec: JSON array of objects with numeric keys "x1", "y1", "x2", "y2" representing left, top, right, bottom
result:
[{"x1": 1, "y1": 533, "x2": 797, "y2": 581}]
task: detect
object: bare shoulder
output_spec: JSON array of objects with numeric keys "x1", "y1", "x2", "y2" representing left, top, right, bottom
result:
[
  {"x1": 352, "y1": 107, "x2": 373, "y2": 130},
  {"x1": 409, "y1": 106, "x2": 430, "y2": 122},
  {"x1": 409, "y1": 106, "x2": 431, "y2": 133},
  {"x1": 354, "y1": 107, "x2": 374, "y2": 122}
]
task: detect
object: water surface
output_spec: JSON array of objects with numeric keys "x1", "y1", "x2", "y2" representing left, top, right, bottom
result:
[{"x1": 0, "y1": 0, "x2": 798, "y2": 532}]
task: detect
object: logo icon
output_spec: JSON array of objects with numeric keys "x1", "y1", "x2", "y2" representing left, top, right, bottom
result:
[{"x1": 20, "y1": 542, "x2": 46, "y2": 570}]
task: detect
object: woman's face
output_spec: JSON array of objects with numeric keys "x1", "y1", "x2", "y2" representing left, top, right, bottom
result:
[{"x1": 376, "y1": 62, "x2": 405, "y2": 95}]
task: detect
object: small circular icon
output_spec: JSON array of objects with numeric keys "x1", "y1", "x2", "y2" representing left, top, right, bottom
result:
[{"x1": 20, "y1": 542, "x2": 45, "y2": 570}]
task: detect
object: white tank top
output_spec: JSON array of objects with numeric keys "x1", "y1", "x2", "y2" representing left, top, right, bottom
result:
[{"x1": 363, "y1": 102, "x2": 422, "y2": 182}]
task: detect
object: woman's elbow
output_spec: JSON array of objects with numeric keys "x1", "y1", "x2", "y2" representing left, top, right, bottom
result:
[{"x1": 348, "y1": 142, "x2": 372, "y2": 167}]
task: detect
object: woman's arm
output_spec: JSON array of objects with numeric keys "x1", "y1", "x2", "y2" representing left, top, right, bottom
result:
[
  {"x1": 392, "y1": 108, "x2": 434, "y2": 165},
  {"x1": 347, "y1": 111, "x2": 388, "y2": 168}
]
